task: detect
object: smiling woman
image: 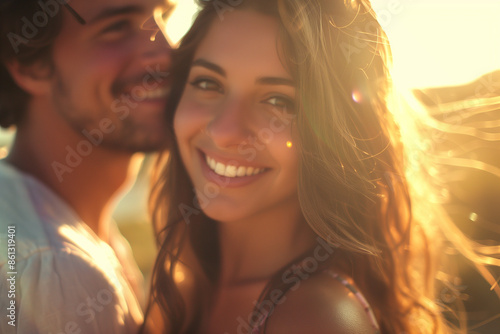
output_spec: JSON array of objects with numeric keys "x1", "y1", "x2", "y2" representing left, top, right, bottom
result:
[
  {"x1": 144, "y1": 1, "x2": 437, "y2": 333},
  {"x1": 143, "y1": 0, "x2": 499, "y2": 334},
  {"x1": 174, "y1": 13, "x2": 300, "y2": 226}
]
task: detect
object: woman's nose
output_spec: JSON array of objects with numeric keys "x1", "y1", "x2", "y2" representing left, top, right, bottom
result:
[{"x1": 206, "y1": 98, "x2": 252, "y2": 150}]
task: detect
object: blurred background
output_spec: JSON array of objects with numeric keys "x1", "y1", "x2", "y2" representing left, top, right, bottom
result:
[{"x1": 1, "y1": 0, "x2": 499, "y2": 331}]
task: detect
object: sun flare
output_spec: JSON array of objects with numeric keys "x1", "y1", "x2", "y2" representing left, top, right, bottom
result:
[
  {"x1": 164, "y1": 0, "x2": 500, "y2": 89},
  {"x1": 371, "y1": 0, "x2": 500, "y2": 89}
]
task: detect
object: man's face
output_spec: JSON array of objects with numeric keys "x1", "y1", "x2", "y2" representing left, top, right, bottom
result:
[{"x1": 48, "y1": 0, "x2": 172, "y2": 152}]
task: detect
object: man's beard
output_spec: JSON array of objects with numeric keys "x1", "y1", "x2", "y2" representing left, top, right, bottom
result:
[{"x1": 51, "y1": 71, "x2": 169, "y2": 154}]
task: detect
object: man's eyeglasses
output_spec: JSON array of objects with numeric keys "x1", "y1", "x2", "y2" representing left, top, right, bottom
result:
[
  {"x1": 64, "y1": 2, "x2": 174, "y2": 42},
  {"x1": 1, "y1": 0, "x2": 173, "y2": 41},
  {"x1": 63, "y1": 3, "x2": 86, "y2": 25}
]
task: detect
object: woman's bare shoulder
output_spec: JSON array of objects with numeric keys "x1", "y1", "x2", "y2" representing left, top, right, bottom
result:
[{"x1": 264, "y1": 271, "x2": 379, "y2": 334}]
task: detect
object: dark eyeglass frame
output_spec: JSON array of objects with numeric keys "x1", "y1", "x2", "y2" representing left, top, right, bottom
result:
[
  {"x1": 2, "y1": 1, "x2": 175, "y2": 38},
  {"x1": 62, "y1": 2, "x2": 174, "y2": 42},
  {"x1": 64, "y1": 3, "x2": 175, "y2": 36},
  {"x1": 63, "y1": 3, "x2": 86, "y2": 25}
]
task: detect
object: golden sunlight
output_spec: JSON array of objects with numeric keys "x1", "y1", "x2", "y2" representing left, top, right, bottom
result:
[
  {"x1": 162, "y1": 0, "x2": 200, "y2": 46},
  {"x1": 371, "y1": 0, "x2": 500, "y2": 89},
  {"x1": 165, "y1": 1, "x2": 500, "y2": 89}
]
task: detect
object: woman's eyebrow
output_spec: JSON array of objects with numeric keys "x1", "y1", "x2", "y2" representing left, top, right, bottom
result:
[
  {"x1": 191, "y1": 59, "x2": 226, "y2": 77},
  {"x1": 256, "y1": 77, "x2": 294, "y2": 86}
]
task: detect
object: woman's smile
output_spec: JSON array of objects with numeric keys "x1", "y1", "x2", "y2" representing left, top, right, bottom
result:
[
  {"x1": 197, "y1": 149, "x2": 271, "y2": 188},
  {"x1": 174, "y1": 10, "x2": 299, "y2": 223}
]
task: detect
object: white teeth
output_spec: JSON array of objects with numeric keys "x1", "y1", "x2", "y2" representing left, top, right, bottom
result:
[
  {"x1": 205, "y1": 155, "x2": 265, "y2": 178},
  {"x1": 224, "y1": 165, "x2": 237, "y2": 177},
  {"x1": 215, "y1": 162, "x2": 225, "y2": 175},
  {"x1": 209, "y1": 158, "x2": 216, "y2": 170},
  {"x1": 236, "y1": 166, "x2": 246, "y2": 177}
]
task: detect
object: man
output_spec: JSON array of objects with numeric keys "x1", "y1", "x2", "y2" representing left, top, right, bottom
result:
[{"x1": 0, "y1": 0, "x2": 172, "y2": 332}]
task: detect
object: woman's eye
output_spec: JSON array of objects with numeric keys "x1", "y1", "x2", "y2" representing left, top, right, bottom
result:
[
  {"x1": 264, "y1": 96, "x2": 295, "y2": 112},
  {"x1": 190, "y1": 79, "x2": 222, "y2": 93}
]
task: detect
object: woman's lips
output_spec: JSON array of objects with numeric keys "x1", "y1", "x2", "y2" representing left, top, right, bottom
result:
[{"x1": 197, "y1": 149, "x2": 269, "y2": 188}]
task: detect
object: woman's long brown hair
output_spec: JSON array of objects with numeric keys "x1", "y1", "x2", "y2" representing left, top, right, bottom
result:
[{"x1": 143, "y1": 0, "x2": 448, "y2": 332}]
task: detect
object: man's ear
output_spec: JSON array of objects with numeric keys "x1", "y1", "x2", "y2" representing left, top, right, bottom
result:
[{"x1": 5, "y1": 60, "x2": 52, "y2": 96}]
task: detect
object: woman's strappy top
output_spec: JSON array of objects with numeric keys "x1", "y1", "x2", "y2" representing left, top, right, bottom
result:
[
  {"x1": 325, "y1": 270, "x2": 380, "y2": 333},
  {"x1": 252, "y1": 270, "x2": 380, "y2": 333}
]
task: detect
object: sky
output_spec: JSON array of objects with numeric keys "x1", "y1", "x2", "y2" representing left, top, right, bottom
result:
[{"x1": 165, "y1": 0, "x2": 500, "y2": 90}]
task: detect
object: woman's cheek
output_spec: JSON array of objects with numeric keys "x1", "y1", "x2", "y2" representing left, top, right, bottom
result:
[{"x1": 174, "y1": 98, "x2": 213, "y2": 139}]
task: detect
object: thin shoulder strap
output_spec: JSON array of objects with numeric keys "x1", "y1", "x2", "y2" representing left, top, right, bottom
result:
[{"x1": 325, "y1": 270, "x2": 381, "y2": 333}]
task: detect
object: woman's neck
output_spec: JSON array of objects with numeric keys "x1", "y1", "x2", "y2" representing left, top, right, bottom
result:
[{"x1": 216, "y1": 197, "x2": 317, "y2": 286}]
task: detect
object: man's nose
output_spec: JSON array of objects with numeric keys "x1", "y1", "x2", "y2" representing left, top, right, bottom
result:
[{"x1": 137, "y1": 27, "x2": 172, "y2": 70}]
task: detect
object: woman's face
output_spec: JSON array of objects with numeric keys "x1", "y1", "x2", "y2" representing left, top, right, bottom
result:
[{"x1": 174, "y1": 10, "x2": 300, "y2": 224}]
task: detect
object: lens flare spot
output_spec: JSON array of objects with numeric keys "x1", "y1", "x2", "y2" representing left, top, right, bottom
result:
[
  {"x1": 286, "y1": 141, "x2": 293, "y2": 148},
  {"x1": 352, "y1": 90, "x2": 363, "y2": 103},
  {"x1": 174, "y1": 270, "x2": 185, "y2": 283}
]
